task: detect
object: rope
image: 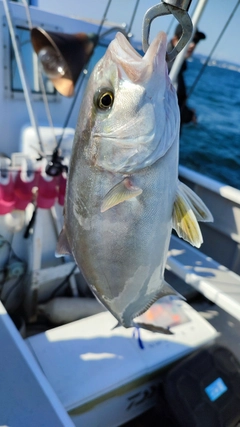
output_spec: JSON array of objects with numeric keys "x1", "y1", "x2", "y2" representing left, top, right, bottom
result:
[{"x1": 187, "y1": 0, "x2": 240, "y2": 100}]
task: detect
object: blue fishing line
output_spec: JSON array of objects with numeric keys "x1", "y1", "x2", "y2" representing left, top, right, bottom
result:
[{"x1": 133, "y1": 327, "x2": 144, "y2": 349}]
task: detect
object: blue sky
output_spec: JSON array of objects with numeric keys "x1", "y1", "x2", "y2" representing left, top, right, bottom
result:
[{"x1": 37, "y1": 0, "x2": 240, "y2": 64}]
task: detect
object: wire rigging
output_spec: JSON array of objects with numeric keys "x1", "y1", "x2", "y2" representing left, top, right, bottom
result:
[
  {"x1": 128, "y1": 0, "x2": 140, "y2": 35},
  {"x1": 56, "y1": 0, "x2": 113, "y2": 151},
  {"x1": 55, "y1": 71, "x2": 86, "y2": 151},
  {"x1": 97, "y1": 0, "x2": 113, "y2": 38},
  {"x1": 187, "y1": 0, "x2": 240, "y2": 100}
]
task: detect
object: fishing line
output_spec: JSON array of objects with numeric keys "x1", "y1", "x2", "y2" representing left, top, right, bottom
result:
[
  {"x1": 56, "y1": 0, "x2": 113, "y2": 152},
  {"x1": 186, "y1": 0, "x2": 240, "y2": 100},
  {"x1": 97, "y1": 0, "x2": 113, "y2": 38},
  {"x1": 56, "y1": 0, "x2": 140, "y2": 151},
  {"x1": 55, "y1": 71, "x2": 86, "y2": 151},
  {"x1": 50, "y1": 264, "x2": 77, "y2": 298},
  {"x1": 127, "y1": 0, "x2": 140, "y2": 35}
]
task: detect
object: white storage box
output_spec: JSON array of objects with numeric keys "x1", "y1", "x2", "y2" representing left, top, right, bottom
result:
[{"x1": 27, "y1": 298, "x2": 218, "y2": 427}]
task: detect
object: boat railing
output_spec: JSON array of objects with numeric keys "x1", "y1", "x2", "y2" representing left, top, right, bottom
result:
[
  {"x1": 179, "y1": 165, "x2": 240, "y2": 275},
  {"x1": 167, "y1": 234, "x2": 240, "y2": 323},
  {"x1": 179, "y1": 165, "x2": 240, "y2": 205}
]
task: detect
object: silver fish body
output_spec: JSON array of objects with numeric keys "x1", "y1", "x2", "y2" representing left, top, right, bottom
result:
[{"x1": 57, "y1": 32, "x2": 212, "y2": 331}]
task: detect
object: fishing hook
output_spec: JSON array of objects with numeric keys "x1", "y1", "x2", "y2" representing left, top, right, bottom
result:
[{"x1": 142, "y1": 0, "x2": 193, "y2": 62}]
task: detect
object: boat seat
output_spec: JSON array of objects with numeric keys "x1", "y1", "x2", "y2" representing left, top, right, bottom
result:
[{"x1": 167, "y1": 235, "x2": 240, "y2": 322}]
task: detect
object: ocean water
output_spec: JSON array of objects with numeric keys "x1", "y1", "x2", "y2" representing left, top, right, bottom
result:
[{"x1": 179, "y1": 56, "x2": 240, "y2": 189}]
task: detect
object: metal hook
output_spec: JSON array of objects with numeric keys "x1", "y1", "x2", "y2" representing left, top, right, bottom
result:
[{"x1": 142, "y1": 0, "x2": 193, "y2": 62}]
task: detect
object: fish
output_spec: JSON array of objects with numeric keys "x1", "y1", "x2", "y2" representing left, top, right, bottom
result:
[{"x1": 56, "y1": 31, "x2": 213, "y2": 334}]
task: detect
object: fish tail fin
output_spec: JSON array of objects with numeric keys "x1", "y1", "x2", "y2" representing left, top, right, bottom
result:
[{"x1": 133, "y1": 321, "x2": 173, "y2": 335}]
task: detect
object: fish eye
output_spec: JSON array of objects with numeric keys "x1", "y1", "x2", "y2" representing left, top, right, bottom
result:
[{"x1": 95, "y1": 88, "x2": 114, "y2": 110}]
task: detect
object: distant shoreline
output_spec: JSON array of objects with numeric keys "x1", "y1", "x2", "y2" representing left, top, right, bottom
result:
[{"x1": 193, "y1": 54, "x2": 240, "y2": 71}]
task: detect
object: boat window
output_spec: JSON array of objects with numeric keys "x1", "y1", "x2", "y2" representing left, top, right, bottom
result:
[{"x1": 10, "y1": 26, "x2": 56, "y2": 96}]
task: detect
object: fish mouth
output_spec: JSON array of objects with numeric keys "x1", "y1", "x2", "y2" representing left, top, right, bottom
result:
[{"x1": 107, "y1": 31, "x2": 167, "y2": 84}]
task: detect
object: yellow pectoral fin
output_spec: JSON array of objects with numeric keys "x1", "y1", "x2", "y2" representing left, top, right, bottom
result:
[
  {"x1": 172, "y1": 180, "x2": 213, "y2": 248},
  {"x1": 173, "y1": 190, "x2": 202, "y2": 248},
  {"x1": 178, "y1": 181, "x2": 213, "y2": 222},
  {"x1": 101, "y1": 178, "x2": 142, "y2": 213}
]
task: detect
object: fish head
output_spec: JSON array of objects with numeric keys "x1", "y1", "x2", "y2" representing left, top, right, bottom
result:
[{"x1": 80, "y1": 31, "x2": 179, "y2": 173}]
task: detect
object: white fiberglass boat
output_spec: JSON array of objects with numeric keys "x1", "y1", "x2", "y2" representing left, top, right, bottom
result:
[{"x1": 0, "y1": 1, "x2": 240, "y2": 426}]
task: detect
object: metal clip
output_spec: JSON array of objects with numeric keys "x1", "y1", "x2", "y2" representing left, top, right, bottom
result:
[{"x1": 142, "y1": 0, "x2": 193, "y2": 62}]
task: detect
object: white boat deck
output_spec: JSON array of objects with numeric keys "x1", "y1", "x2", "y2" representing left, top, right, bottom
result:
[{"x1": 167, "y1": 235, "x2": 240, "y2": 322}]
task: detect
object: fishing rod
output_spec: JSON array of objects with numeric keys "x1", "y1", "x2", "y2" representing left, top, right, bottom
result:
[{"x1": 46, "y1": 0, "x2": 114, "y2": 177}]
